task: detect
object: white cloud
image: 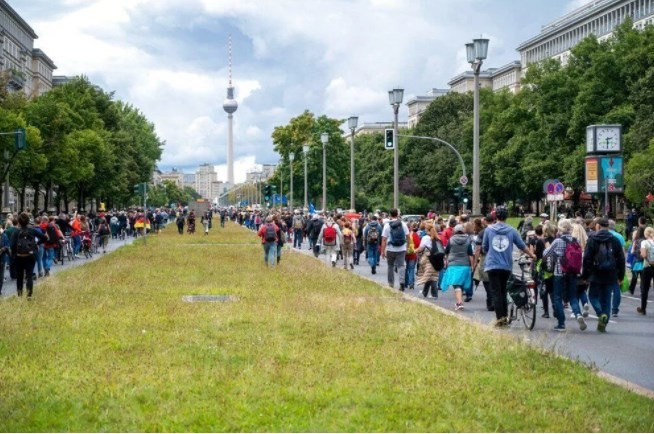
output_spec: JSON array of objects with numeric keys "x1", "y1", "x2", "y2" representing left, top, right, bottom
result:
[{"x1": 215, "y1": 156, "x2": 258, "y2": 184}]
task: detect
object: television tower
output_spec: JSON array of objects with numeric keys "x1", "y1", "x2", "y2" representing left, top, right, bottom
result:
[{"x1": 222, "y1": 34, "x2": 238, "y2": 185}]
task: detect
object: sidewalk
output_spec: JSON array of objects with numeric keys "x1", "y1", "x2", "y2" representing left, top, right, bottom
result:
[{"x1": 0, "y1": 235, "x2": 134, "y2": 298}]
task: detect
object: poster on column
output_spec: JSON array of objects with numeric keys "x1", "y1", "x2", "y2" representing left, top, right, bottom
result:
[
  {"x1": 599, "y1": 156, "x2": 623, "y2": 193},
  {"x1": 585, "y1": 157, "x2": 598, "y2": 193}
]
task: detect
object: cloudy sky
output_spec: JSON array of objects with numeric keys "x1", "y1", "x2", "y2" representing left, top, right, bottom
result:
[{"x1": 16, "y1": 0, "x2": 587, "y2": 182}]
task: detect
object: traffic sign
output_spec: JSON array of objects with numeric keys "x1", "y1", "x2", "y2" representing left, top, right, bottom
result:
[
  {"x1": 459, "y1": 175, "x2": 468, "y2": 186},
  {"x1": 554, "y1": 182, "x2": 565, "y2": 194}
]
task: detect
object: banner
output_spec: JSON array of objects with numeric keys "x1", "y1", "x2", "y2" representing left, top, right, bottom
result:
[{"x1": 585, "y1": 156, "x2": 623, "y2": 194}]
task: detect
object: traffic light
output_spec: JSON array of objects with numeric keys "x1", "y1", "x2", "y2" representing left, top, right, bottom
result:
[
  {"x1": 453, "y1": 187, "x2": 461, "y2": 203},
  {"x1": 264, "y1": 184, "x2": 271, "y2": 200},
  {"x1": 134, "y1": 183, "x2": 145, "y2": 195},
  {"x1": 15, "y1": 128, "x2": 26, "y2": 150},
  {"x1": 462, "y1": 187, "x2": 469, "y2": 204},
  {"x1": 384, "y1": 128, "x2": 395, "y2": 150}
]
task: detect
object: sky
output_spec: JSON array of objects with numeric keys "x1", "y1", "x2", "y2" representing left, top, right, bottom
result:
[{"x1": 15, "y1": 0, "x2": 589, "y2": 183}]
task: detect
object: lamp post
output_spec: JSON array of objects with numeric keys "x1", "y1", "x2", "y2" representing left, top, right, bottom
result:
[
  {"x1": 320, "y1": 132, "x2": 329, "y2": 211},
  {"x1": 289, "y1": 152, "x2": 295, "y2": 210},
  {"x1": 279, "y1": 162, "x2": 283, "y2": 209},
  {"x1": 388, "y1": 88, "x2": 403, "y2": 210},
  {"x1": 347, "y1": 116, "x2": 358, "y2": 211},
  {"x1": 303, "y1": 144, "x2": 309, "y2": 211},
  {"x1": 466, "y1": 37, "x2": 489, "y2": 216}
]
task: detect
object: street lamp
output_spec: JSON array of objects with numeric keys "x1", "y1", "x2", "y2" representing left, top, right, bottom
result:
[
  {"x1": 388, "y1": 88, "x2": 404, "y2": 210},
  {"x1": 466, "y1": 37, "x2": 489, "y2": 216},
  {"x1": 303, "y1": 144, "x2": 309, "y2": 211},
  {"x1": 289, "y1": 152, "x2": 295, "y2": 210},
  {"x1": 320, "y1": 132, "x2": 329, "y2": 211},
  {"x1": 347, "y1": 116, "x2": 358, "y2": 211}
]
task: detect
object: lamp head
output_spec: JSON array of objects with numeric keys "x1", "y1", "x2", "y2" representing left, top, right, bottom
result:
[
  {"x1": 388, "y1": 88, "x2": 404, "y2": 105},
  {"x1": 320, "y1": 132, "x2": 328, "y2": 144},
  {"x1": 473, "y1": 38, "x2": 489, "y2": 61},
  {"x1": 289, "y1": 152, "x2": 295, "y2": 161},
  {"x1": 465, "y1": 42, "x2": 476, "y2": 64},
  {"x1": 347, "y1": 116, "x2": 358, "y2": 130},
  {"x1": 303, "y1": 144, "x2": 309, "y2": 154}
]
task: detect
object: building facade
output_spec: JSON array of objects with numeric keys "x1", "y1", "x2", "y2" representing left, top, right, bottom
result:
[
  {"x1": 160, "y1": 169, "x2": 184, "y2": 187},
  {"x1": 194, "y1": 164, "x2": 217, "y2": 199},
  {"x1": 0, "y1": 0, "x2": 56, "y2": 97},
  {"x1": 406, "y1": 88, "x2": 449, "y2": 128},
  {"x1": 518, "y1": 0, "x2": 654, "y2": 67}
]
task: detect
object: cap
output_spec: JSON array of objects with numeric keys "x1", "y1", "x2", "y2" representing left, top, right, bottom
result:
[{"x1": 454, "y1": 224, "x2": 465, "y2": 234}]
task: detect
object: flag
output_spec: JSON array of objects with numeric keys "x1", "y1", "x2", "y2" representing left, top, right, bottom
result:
[{"x1": 309, "y1": 202, "x2": 316, "y2": 214}]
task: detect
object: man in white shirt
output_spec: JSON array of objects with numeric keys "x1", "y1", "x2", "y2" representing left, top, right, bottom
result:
[{"x1": 381, "y1": 208, "x2": 410, "y2": 291}]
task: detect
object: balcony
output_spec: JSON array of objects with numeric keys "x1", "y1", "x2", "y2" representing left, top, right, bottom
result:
[{"x1": 6, "y1": 68, "x2": 26, "y2": 91}]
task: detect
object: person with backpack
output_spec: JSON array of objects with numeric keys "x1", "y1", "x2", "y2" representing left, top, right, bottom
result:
[
  {"x1": 381, "y1": 208, "x2": 410, "y2": 291},
  {"x1": 608, "y1": 219, "x2": 626, "y2": 317},
  {"x1": 318, "y1": 217, "x2": 342, "y2": 267},
  {"x1": 220, "y1": 209, "x2": 227, "y2": 228},
  {"x1": 543, "y1": 219, "x2": 586, "y2": 332},
  {"x1": 97, "y1": 218, "x2": 111, "y2": 253},
  {"x1": 580, "y1": 217, "x2": 625, "y2": 332},
  {"x1": 43, "y1": 216, "x2": 62, "y2": 275},
  {"x1": 309, "y1": 214, "x2": 324, "y2": 257},
  {"x1": 363, "y1": 215, "x2": 382, "y2": 274},
  {"x1": 292, "y1": 210, "x2": 305, "y2": 249},
  {"x1": 440, "y1": 224, "x2": 474, "y2": 311},
  {"x1": 341, "y1": 220, "x2": 355, "y2": 270},
  {"x1": 416, "y1": 223, "x2": 443, "y2": 298},
  {"x1": 257, "y1": 215, "x2": 279, "y2": 267},
  {"x1": 273, "y1": 214, "x2": 287, "y2": 264},
  {"x1": 629, "y1": 226, "x2": 647, "y2": 296},
  {"x1": 176, "y1": 213, "x2": 185, "y2": 235},
  {"x1": 482, "y1": 207, "x2": 535, "y2": 327},
  {"x1": 10, "y1": 212, "x2": 47, "y2": 298},
  {"x1": 637, "y1": 226, "x2": 654, "y2": 315}
]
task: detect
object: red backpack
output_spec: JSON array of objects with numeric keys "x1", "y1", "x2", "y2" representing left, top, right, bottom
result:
[
  {"x1": 561, "y1": 238, "x2": 583, "y2": 275},
  {"x1": 323, "y1": 225, "x2": 337, "y2": 246}
]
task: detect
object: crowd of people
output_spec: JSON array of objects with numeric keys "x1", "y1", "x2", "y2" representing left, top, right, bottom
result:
[{"x1": 234, "y1": 205, "x2": 649, "y2": 333}]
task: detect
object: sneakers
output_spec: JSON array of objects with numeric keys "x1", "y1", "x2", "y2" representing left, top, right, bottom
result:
[
  {"x1": 582, "y1": 303, "x2": 590, "y2": 318},
  {"x1": 494, "y1": 317, "x2": 509, "y2": 328},
  {"x1": 541, "y1": 313, "x2": 550, "y2": 318},
  {"x1": 553, "y1": 325, "x2": 566, "y2": 332},
  {"x1": 331, "y1": 261, "x2": 336, "y2": 268},
  {"x1": 637, "y1": 307, "x2": 646, "y2": 315},
  {"x1": 399, "y1": 284, "x2": 405, "y2": 292},
  {"x1": 464, "y1": 296, "x2": 472, "y2": 302},
  {"x1": 576, "y1": 314, "x2": 587, "y2": 331},
  {"x1": 455, "y1": 303, "x2": 464, "y2": 311},
  {"x1": 371, "y1": 267, "x2": 376, "y2": 275},
  {"x1": 612, "y1": 312, "x2": 619, "y2": 318},
  {"x1": 350, "y1": 264, "x2": 354, "y2": 270},
  {"x1": 597, "y1": 314, "x2": 608, "y2": 333}
]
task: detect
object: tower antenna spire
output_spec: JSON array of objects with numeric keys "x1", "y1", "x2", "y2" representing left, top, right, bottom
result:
[{"x1": 228, "y1": 33, "x2": 232, "y2": 86}]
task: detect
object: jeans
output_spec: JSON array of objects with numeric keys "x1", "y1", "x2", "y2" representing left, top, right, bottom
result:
[
  {"x1": 34, "y1": 245, "x2": 44, "y2": 275},
  {"x1": 488, "y1": 269, "x2": 512, "y2": 320},
  {"x1": 640, "y1": 266, "x2": 654, "y2": 312},
  {"x1": 386, "y1": 250, "x2": 406, "y2": 288},
  {"x1": 0, "y1": 260, "x2": 5, "y2": 294},
  {"x1": 553, "y1": 273, "x2": 579, "y2": 327},
  {"x1": 277, "y1": 244, "x2": 282, "y2": 263},
  {"x1": 366, "y1": 244, "x2": 380, "y2": 269},
  {"x1": 611, "y1": 282, "x2": 621, "y2": 315},
  {"x1": 589, "y1": 281, "x2": 612, "y2": 323},
  {"x1": 220, "y1": 218, "x2": 225, "y2": 228},
  {"x1": 263, "y1": 242, "x2": 276, "y2": 267},
  {"x1": 405, "y1": 258, "x2": 417, "y2": 287},
  {"x1": 73, "y1": 235, "x2": 81, "y2": 255},
  {"x1": 177, "y1": 224, "x2": 184, "y2": 234},
  {"x1": 44, "y1": 248, "x2": 55, "y2": 271},
  {"x1": 294, "y1": 229, "x2": 303, "y2": 248},
  {"x1": 15, "y1": 255, "x2": 36, "y2": 297}
]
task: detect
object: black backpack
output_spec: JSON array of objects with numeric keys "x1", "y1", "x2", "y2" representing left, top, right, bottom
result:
[
  {"x1": 389, "y1": 220, "x2": 406, "y2": 247},
  {"x1": 46, "y1": 224, "x2": 58, "y2": 243},
  {"x1": 594, "y1": 240, "x2": 616, "y2": 271},
  {"x1": 264, "y1": 224, "x2": 276, "y2": 242},
  {"x1": 16, "y1": 229, "x2": 36, "y2": 256},
  {"x1": 428, "y1": 239, "x2": 446, "y2": 271}
]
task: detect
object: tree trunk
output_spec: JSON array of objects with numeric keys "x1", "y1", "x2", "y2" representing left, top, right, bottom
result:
[
  {"x1": 64, "y1": 190, "x2": 69, "y2": 214},
  {"x1": 20, "y1": 187, "x2": 26, "y2": 212},
  {"x1": 32, "y1": 184, "x2": 40, "y2": 213}
]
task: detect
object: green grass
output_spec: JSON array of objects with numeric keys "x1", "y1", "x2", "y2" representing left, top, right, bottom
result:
[{"x1": 0, "y1": 222, "x2": 652, "y2": 431}]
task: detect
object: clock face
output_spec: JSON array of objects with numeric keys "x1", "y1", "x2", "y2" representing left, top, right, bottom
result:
[
  {"x1": 586, "y1": 127, "x2": 595, "y2": 153},
  {"x1": 596, "y1": 127, "x2": 620, "y2": 152}
]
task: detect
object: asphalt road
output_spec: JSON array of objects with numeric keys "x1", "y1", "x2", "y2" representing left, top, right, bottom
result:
[
  {"x1": 291, "y1": 237, "x2": 654, "y2": 393},
  {"x1": 0, "y1": 235, "x2": 134, "y2": 299}
]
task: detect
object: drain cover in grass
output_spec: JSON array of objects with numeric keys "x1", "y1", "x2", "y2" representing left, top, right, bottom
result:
[{"x1": 182, "y1": 295, "x2": 237, "y2": 303}]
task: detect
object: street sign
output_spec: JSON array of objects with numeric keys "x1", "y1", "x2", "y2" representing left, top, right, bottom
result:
[
  {"x1": 459, "y1": 175, "x2": 468, "y2": 186},
  {"x1": 554, "y1": 182, "x2": 564, "y2": 194},
  {"x1": 547, "y1": 194, "x2": 564, "y2": 201}
]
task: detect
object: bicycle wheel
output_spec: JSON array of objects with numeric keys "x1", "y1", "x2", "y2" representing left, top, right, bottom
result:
[{"x1": 518, "y1": 287, "x2": 537, "y2": 330}]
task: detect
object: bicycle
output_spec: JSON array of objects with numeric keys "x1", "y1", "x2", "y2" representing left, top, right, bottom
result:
[
  {"x1": 506, "y1": 254, "x2": 537, "y2": 330},
  {"x1": 60, "y1": 236, "x2": 74, "y2": 264}
]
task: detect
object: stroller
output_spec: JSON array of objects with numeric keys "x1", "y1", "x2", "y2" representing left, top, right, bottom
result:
[{"x1": 81, "y1": 231, "x2": 93, "y2": 258}]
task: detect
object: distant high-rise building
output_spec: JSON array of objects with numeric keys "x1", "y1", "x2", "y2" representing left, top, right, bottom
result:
[
  {"x1": 222, "y1": 35, "x2": 238, "y2": 186},
  {"x1": 195, "y1": 164, "x2": 217, "y2": 199}
]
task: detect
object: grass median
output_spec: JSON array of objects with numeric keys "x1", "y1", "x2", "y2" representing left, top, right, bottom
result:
[{"x1": 0, "y1": 221, "x2": 652, "y2": 432}]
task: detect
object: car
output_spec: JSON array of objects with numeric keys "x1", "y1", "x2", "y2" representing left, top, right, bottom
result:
[{"x1": 402, "y1": 214, "x2": 423, "y2": 224}]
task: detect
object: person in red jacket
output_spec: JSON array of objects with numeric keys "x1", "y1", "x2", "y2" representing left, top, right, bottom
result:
[
  {"x1": 258, "y1": 215, "x2": 279, "y2": 267},
  {"x1": 405, "y1": 223, "x2": 421, "y2": 290}
]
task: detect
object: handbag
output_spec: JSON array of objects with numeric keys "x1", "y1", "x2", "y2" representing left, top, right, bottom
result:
[{"x1": 633, "y1": 261, "x2": 644, "y2": 272}]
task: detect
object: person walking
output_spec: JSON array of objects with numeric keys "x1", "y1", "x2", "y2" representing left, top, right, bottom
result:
[
  {"x1": 0, "y1": 228, "x2": 9, "y2": 295},
  {"x1": 258, "y1": 215, "x2": 279, "y2": 267},
  {"x1": 176, "y1": 213, "x2": 185, "y2": 235},
  {"x1": 97, "y1": 218, "x2": 111, "y2": 253},
  {"x1": 220, "y1": 208, "x2": 227, "y2": 228},
  {"x1": 630, "y1": 226, "x2": 647, "y2": 295},
  {"x1": 474, "y1": 215, "x2": 494, "y2": 310},
  {"x1": 341, "y1": 220, "x2": 355, "y2": 270},
  {"x1": 440, "y1": 224, "x2": 474, "y2": 311},
  {"x1": 318, "y1": 217, "x2": 342, "y2": 267},
  {"x1": 416, "y1": 223, "x2": 443, "y2": 298},
  {"x1": 482, "y1": 207, "x2": 534, "y2": 327},
  {"x1": 608, "y1": 219, "x2": 626, "y2": 317},
  {"x1": 363, "y1": 215, "x2": 382, "y2": 274},
  {"x1": 381, "y1": 208, "x2": 410, "y2": 291},
  {"x1": 292, "y1": 210, "x2": 305, "y2": 249},
  {"x1": 543, "y1": 219, "x2": 586, "y2": 332},
  {"x1": 405, "y1": 223, "x2": 420, "y2": 290},
  {"x1": 273, "y1": 214, "x2": 287, "y2": 264},
  {"x1": 581, "y1": 217, "x2": 625, "y2": 332},
  {"x1": 637, "y1": 226, "x2": 654, "y2": 315},
  {"x1": 201, "y1": 212, "x2": 210, "y2": 236},
  {"x1": 10, "y1": 212, "x2": 47, "y2": 298},
  {"x1": 309, "y1": 214, "x2": 324, "y2": 257}
]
